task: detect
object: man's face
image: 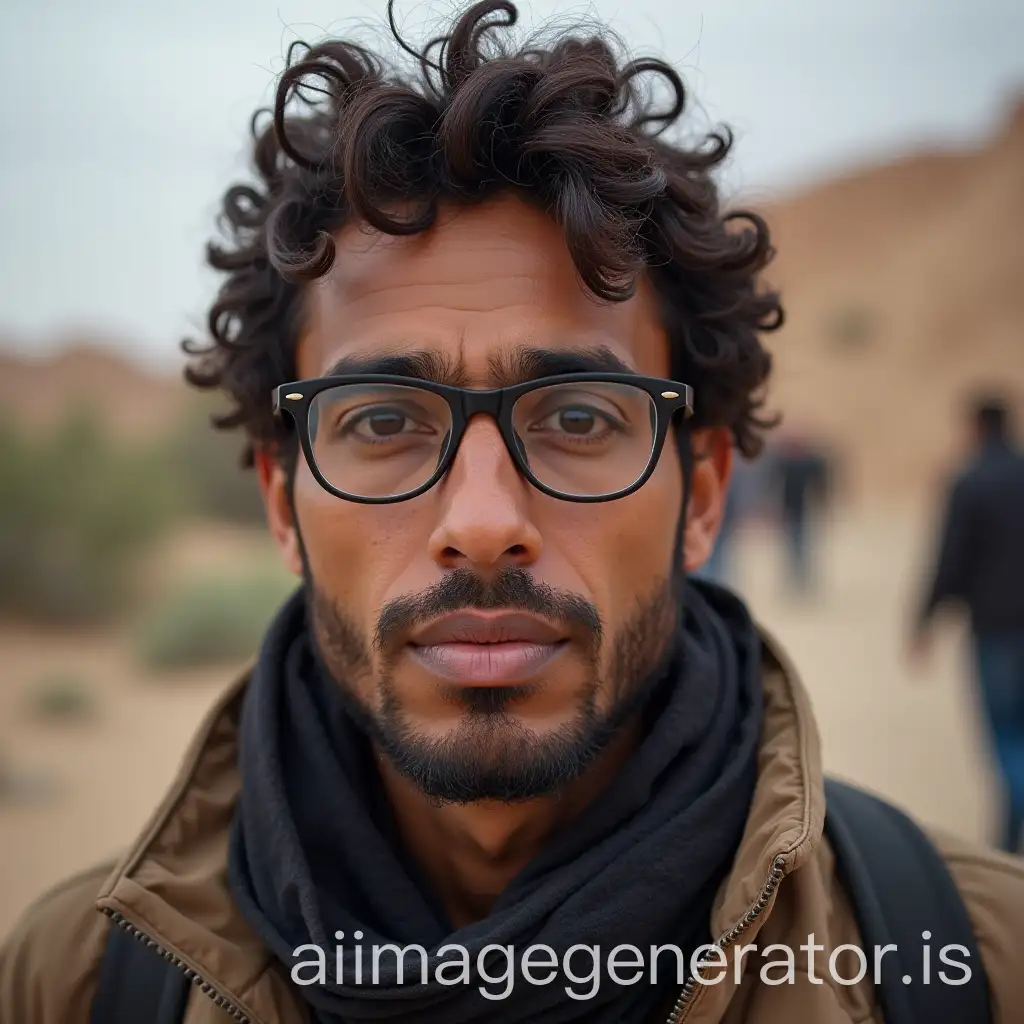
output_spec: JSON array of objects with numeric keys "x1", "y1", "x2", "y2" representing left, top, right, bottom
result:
[{"x1": 260, "y1": 194, "x2": 728, "y2": 802}]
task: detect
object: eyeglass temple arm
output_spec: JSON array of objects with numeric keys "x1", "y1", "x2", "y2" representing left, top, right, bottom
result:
[{"x1": 675, "y1": 384, "x2": 694, "y2": 419}]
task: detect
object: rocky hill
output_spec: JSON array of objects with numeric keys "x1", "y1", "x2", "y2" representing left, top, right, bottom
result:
[
  {"x1": 760, "y1": 97, "x2": 1024, "y2": 503},
  {"x1": 0, "y1": 338, "x2": 188, "y2": 441}
]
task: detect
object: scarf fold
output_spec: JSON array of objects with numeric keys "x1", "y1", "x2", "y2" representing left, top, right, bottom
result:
[{"x1": 228, "y1": 580, "x2": 763, "y2": 1024}]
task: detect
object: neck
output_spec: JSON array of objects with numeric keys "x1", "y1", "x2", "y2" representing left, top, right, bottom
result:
[{"x1": 375, "y1": 718, "x2": 643, "y2": 927}]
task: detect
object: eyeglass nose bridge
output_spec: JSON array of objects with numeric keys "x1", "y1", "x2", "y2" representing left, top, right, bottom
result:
[
  {"x1": 459, "y1": 388, "x2": 504, "y2": 420},
  {"x1": 444, "y1": 388, "x2": 530, "y2": 485},
  {"x1": 449, "y1": 388, "x2": 521, "y2": 472}
]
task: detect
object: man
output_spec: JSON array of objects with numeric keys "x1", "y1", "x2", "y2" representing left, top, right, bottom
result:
[
  {"x1": 3, "y1": 3, "x2": 1024, "y2": 1022},
  {"x1": 913, "y1": 395, "x2": 1024, "y2": 854},
  {"x1": 769, "y1": 431, "x2": 833, "y2": 596}
]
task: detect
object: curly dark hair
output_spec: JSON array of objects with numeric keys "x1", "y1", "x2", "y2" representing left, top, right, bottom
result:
[{"x1": 184, "y1": 0, "x2": 783, "y2": 468}]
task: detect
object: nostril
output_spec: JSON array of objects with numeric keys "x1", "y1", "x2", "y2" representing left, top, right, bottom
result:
[{"x1": 439, "y1": 543, "x2": 530, "y2": 565}]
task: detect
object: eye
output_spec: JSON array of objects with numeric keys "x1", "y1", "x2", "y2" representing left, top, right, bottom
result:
[
  {"x1": 549, "y1": 406, "x2": 600, "y2": 435},
  {"x1": 358, "y1": 408, "x2": 409, "y2": 437},
  {"x1": 529, "y1": 403, "x2": 622, "y2": 439},
  {"x1": 339, "y1": 404, "x2": 438, "y2": 440}
]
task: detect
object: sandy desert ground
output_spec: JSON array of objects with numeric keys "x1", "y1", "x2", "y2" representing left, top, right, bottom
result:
[{"x1": 0, "y1": 506, "x2": 1000, "y2": 940}]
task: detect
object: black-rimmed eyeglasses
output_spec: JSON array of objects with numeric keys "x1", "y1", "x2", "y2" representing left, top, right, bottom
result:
[{"x1": 272, "y1": 373, "x2": 694, "y2": 504}]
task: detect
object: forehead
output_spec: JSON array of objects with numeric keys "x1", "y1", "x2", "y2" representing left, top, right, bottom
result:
[{"x1": 295, "y1": 194, "x2": 670, "y2": 384}]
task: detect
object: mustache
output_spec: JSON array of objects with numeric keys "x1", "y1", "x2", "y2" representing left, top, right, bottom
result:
[{"x1": 373, "y1": 567, "x2": 603, "y2": 654}]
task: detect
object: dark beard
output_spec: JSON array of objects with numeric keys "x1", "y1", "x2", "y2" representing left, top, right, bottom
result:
[{"x1": 308, "y1": 566, "x2": 679, "y2": 804}]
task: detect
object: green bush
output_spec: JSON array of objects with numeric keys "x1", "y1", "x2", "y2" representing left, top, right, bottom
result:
[
  {"x1": 0, "y1": 409, "x2": 180, "y2": 625},
  {"x1": 162, "y1": 398, "x2": 266, "y2": 525},
  {"x1": 137, "y1": 569, "x2": 296, "y2": 671},
  {"x1": 826, "y1": 304, "x2": 876, "y2": 351},
  {"x1": 27, "y1": 672, "x2": 95, "y2": 721}
]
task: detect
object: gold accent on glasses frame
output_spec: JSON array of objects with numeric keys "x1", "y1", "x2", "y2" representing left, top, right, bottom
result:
[{"x1": 285, "y1": 393, "x2": 304, "y2": 400}]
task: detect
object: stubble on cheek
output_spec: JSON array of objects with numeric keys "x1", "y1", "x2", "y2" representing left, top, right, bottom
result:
[{"x1": 307, "y1": 579, "x2": 377, "y2": 696}]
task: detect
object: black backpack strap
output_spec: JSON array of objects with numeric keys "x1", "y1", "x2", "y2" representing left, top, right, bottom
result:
[
  {"x1": 91, "y1": 921, "x2": 191, "y2": 1024},
  {"x1": 824, "y1": 777, "x2": 991, "y2": 1024}
]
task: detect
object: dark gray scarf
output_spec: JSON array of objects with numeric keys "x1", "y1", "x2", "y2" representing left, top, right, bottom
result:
[{"x1": 228, "y1": 580, "x2": 762, "y2": 1024}]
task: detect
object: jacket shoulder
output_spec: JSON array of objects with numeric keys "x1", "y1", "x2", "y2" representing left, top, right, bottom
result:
[
  {"x1": 931, "y1": 828, "x2": 1024, "y2": 1022},
  {"x1": 0, "y1": 861, "x2": 115, "y2": 1024}
]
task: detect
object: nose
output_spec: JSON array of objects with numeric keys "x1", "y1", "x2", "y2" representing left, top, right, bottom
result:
[{"x1": 427, "y1": 415, "x2": 543, "y2": 572}]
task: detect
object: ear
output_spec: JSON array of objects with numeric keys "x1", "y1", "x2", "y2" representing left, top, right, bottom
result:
[
  {"x1": 255, "y1": 447, "x2": 303, "y2": 577},
  {"x1": 682, "y1": 428, "x2": 733, "y2": 573}
]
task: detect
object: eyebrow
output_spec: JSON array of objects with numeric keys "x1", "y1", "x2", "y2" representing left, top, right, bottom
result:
[
  {"x1": 323, "y1": 349, "x2": 466, "y2": 385},
  {"x1": 321, "y1": 344, "x2": 636, "y2": 387}
]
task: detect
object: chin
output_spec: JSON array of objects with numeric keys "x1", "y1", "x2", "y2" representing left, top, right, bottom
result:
[{"x1": 373, "y1": 704, "x2": 611, "y2": 803}]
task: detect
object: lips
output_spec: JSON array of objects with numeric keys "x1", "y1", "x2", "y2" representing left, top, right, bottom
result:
[{"x1": 408, "y1": 612, "x2": 568, "y2": 684}]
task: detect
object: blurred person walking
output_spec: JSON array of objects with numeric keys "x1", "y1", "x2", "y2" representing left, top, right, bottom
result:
[
  {"x1": 912, "y1": 396, "x2": 1024, "y2": 854},
  {"x1": 769, "y1": 432, "x2": 833, "y2": 595}
]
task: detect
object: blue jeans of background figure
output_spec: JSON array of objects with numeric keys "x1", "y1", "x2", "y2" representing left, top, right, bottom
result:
[
  {"x1": 974, "y1": 631, "x2": 1024, "y2": 854},
  {"x1": 782, "y1": 507, "x2": 812, "y2": 593}
]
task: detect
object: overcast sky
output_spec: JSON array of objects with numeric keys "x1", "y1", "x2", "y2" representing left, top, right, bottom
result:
[{"x1": 2, "y1": 0, "x2": 1022, "y2": 368}]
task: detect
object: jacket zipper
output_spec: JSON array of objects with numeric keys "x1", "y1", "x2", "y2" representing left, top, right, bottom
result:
[
  {"x1": 102, "y1": 908, "x2": 252, "y2": 1023},
  {"x1": 664, "y1": 854, "x2": 786, "y2": 1024}
]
